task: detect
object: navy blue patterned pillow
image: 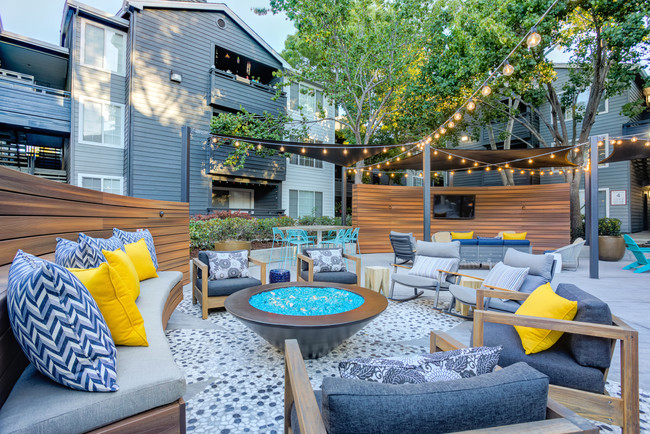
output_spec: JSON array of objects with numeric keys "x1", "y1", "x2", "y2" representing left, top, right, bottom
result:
[
  {"x1": 55, "y1": 237, "x2": 95, "y2": 269},
  {"x1": 113, "y1": 228, "x2": 158, "y2": 269},
  {"x1": 78, "y1": 233, "x2": 125, "y2": 268},
  {"x1": 7, "y1": 250, "x2": 118, "y2": 392},
  {"x1": 339, "y1": 346, "x2": 502, "y2": 385}
]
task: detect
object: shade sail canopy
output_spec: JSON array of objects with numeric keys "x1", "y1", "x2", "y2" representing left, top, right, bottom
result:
[
  {"x1": 599, "y1": 139, "x2": 650, "y2": 165},
  {"x1": 387, "y1": 146, "x2": 579, "y2": 171},
  {"x1": 210, "y1": 133, "x2": 396, "y2": 167}
]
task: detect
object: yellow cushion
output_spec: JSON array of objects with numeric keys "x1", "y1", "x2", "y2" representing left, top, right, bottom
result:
[
  {"x1": 124, "y1": 239, "x2": 158, "y2": 281},
  {"x1": 102, "y1": 248, "x2": 140, "y2": 300},
  {"x1": 451, "y1": 231, "x2": 474, "y2": 239},
  {"x1": 503, "y1": 232, "x2": 527, "y2": 240},
  {"x1": 514, "y1": 283, "x2": 577, "y2": 354},
  {"x1": 69, "y1": 263, "x2": 148, "y2": 346}
]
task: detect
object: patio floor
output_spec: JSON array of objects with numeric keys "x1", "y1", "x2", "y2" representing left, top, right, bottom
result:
[{"x1": 167, "y1": 249, "x2": 650, "y2": 433}]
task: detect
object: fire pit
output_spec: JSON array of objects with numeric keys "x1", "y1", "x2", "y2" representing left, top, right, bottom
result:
[{"x1": 225, "y1": 282, "x2": 388, "y2": 358}]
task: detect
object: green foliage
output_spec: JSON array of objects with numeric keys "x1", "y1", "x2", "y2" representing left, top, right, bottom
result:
[
  {"x1": 598, "y1": 217, "x2": 622, "y2": 237},
  {"x1": 210, "y1": 108, "x2": 308, "y2": 169}
]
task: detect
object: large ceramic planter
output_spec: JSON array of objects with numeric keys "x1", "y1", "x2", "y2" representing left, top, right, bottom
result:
[
  {"x1": 213, "y1": 240, "x2": 252, "y2": 254},
  {"x1": 598, "y1": 236, "x2": 625, "y2": 261}
]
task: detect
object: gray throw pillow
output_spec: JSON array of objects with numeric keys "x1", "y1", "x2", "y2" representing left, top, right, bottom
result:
[
  {"x1": 308, "y1": 249, "x2": 347, "y2": 272},
  {"x1": 482, "y1": 262, "x2": 529, "y2": 301},
  {"x1": 338, "y1": 346, "x2": 502, "y2": 385},
  {"x1": 206, "y1": 250, "x2": 250, "y2": 280}
]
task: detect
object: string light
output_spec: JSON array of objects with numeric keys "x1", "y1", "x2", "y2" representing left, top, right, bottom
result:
[
  {"x1": 510, "y1": 169, "x2": 515, "y2": 173},
  {"x1": 401, "y1": 146, "x2": 406, "y2": 151},
  {"x1": 631, "y1": 137, "x2": 638, "y2": 143},
  {"x1": 448, "y1": 121, "x2": 455, "y2": 129},
  {"x1": 468, "y1": 169, "x2": 472, "y2": 174},
  {"x1": 498, "y1": 167, "x2": 503, "y2": 171},
  {"x1": 407, "y1": 152, "x2": 412, "y2": 156},
  {"x1": 397, "y1": 157, "x2": 401, "y2": 161},
  {"x1": 467, "y1": 100, "x2": 476, "y2": 111},
  {"x1": 503, "y1": 61, "x2": 514, "y2": 76},
  {"x1": 461, "y1": 135, "x2": 469, "y2": 141},
  {"x1": 434, "y1": 133, "x2": 441, "y2": 139},
  {"x1": 323, "y1": 148, "x2": 328, "y2": 154},
  {"x1": 486, "y1": 166, "x2": 491, "y2": 171},
  {"x1": 211, "y1": 137, "x2": 218, "y2": 143},
  {"x1": 527, "y1": 26, "x2": 541, "y2": 48},
  {"x1": 474, "y1": 162, "x2": 479, "y2": 167},
  {"x1": 343, "y1": 149, "x2": 348, "y2": 155},
  {"x1": 550, "y1": 153, "x2": 555, "y2": 159},
  {"x1": 520, "y1": 170, "x2": 525, "y2": 174},
  {"x1": 280, "y1": 146, "x2": 285, "y2": 152},
  {"x1": 383, "y1": 147, "x2": 387, "y2": 152},
  {"x1": 434, "y1": 150, "x2": 438, "y2": 156},
  {"x1": 364, "y1": 148, "x2": 368, "y2": 154},
  {"x1": 405, "y1": 173, "x2": 409, "y2": 178},
  {"x1": 646, "y1": 142, "x2": 650, "y2": 147},
  {"x1": 505, "y1": 163, "x2": 510, "y2": 168},
  {"x1": 440, "y1": 127, "x2": 447, "y2": 135},
  {"x1": 257, "y1": 144, "x2": 262, "y2": 150},
  {"x1": 390, "y1": 173, "x2": 395, "y2": 177},
  {"x1": 450, "y1": 171, "x2": 455, "y2": 175},
  {"x1": 574, "y1": 147, "x2": 580, "y2": 153},
  {"x1": 453, "y1": 112, "x2": 462, "y2": 121},
  {"x1": 461, "y1": 159, "x2": 466, "y2": 164},
  {"x1": 481, "y1": 85, "x2": 492, "y2": 96},
  {"x1": 528, "y1": 159, "x2": 533, "y2": 164},
  {"x1": 301, "y1": 148, "x2": 306, "y2": 153},
  {"x1": 234, "y1": 141, "x2": 240, "y2": 147},
  {"x1": 447, "y1": 154, "x2": 453, "y2": 160}
]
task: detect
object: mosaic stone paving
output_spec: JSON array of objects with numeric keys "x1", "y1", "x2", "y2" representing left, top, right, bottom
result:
[{"x1": 167, "y1": 286, "x2": 649, "y2": 433}]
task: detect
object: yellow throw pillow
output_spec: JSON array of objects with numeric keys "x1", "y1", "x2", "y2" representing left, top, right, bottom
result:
[
  {"x1": 69, "y1": 263, "x2": 148, "y2": 346},
  {"x1": 451, "y1": 231, "x2": 474, "y2": 240},
  {"x1": 124, "y1": 239, "x2": 158, "y2": 281},
  {"x1": 503, "y1": 232, "x2": 527, "y2": 240},
  {"x1": 102, "y1": 248, "x2": 141, "y2": 300},
  {"x1": 514, "y1": 283, "x2": 577, "y2": 354}
]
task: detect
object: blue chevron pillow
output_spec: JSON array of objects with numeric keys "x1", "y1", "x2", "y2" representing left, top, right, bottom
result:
[
  {"x1": 55, "y1": 237, "x2": 94, "y2": 269},
  {"x1": 7, "y1": 250, "x2": 118, "y2": 392},
  {"x1": 113, "y1": 228, "x2": 158, "y2": 269},
  {"x1": 78, "y1": 233, "x2": 125, "y2": 268}
]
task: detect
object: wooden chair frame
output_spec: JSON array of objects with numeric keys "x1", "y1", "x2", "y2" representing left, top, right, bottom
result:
[
  {"x1": 470, "y1": 288, "x2": 639, "y2": 433},
  {"x1": 191, "y1": 256, "x2": 266, "y2": 319},
  {"x1": 296, "y1": 252, "x2": 361, "y2": 284},
  {"x1": 285, "y1": 337, "x2": 597, "y2": 434}
]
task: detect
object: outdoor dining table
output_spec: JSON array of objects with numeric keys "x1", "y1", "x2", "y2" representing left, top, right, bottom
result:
[{"x1": 277, "y1": 225, "x2": 352, "y2": 244}]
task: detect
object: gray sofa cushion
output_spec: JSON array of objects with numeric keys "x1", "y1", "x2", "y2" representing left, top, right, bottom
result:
[
  {"x1": 301, "y1": 270, "x2": 357, "y2": 284},
  {"x1": 415, "y1": 240, "x2": 460, "y2": 259},
  {"x1": 556, "y1": 284, "x2": 613, "y2": 369},
  {"x1": 393, "y1": 273, "x2": 444, "y2": 289},
  {"x1": 518, "y1": 274, "x2": 549, "y2": 294},
  {"x1": 0, "y1": 271, "x2": 186, "y2": 434},
  {"x1": 321, "y1": 362, "x2": 548, "y2": 434},
  {"x1": 196, "y1": 277, "x2": 262, "y2": 297},
  {"x1": 504, "y1": 249, "x2": 554, "y2": 280},
  {"x1": 479, "y1": 322, "x2": 605, "y2": 394}
]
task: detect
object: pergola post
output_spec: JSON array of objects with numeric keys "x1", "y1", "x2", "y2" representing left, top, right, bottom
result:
[
  {"x1": 423, "y1": 145, "x2": 431, "y2": 242},
  {"x1": 341, "y1": 166, "x2": 347, "y2": 225},
  {"x1": 588, "y1": 135, "x2": 600, "y2": 279},
  {"x1": 181, "y1": 126, "x2": 191, "y2": 203}
]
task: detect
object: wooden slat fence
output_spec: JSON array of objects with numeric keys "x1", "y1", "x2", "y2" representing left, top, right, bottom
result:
[{"x1": 352, "y1": 183, "x2": 571, "y2": 254}]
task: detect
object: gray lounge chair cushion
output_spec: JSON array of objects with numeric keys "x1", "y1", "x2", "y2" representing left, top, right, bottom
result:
[
  {"x1": 478, "y1": 322, "x2": 605, "y2": 394},
  {"x1": 504, "y1": 249, "x2": 554, "y2": 280},
  {"x1": 416, "y1": 240, "x2": 460, "y2": 259},
  {"x1": 390, "y1": 231, "x2": 416, "y2": 249},
  {"x1": 301, "y1": 270, "x2": 358, "y2": 284},
  {"x1": 320, "y1": 362, "x2": 548, "y2": 434},
  {"x1": 556, "y1": 284, "x2": 613, "y2": 369},
  {"x1": 449, "y1": 284, "x2": 516, "y2": 311},
  {"x1": 393, "y1": 273, "x2": 449, "y2": 289},
  {"x1": 196, "y1": 277, "x2": 262, "y2": 297},
  {"x1": 518, "y1": 274, "x2": 549, "y2": 294},
  {"x1": 0, "y1": 272, "x2": 186, "y2": 434}
]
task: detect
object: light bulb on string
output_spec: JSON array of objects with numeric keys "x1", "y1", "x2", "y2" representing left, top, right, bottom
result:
[
  {"x1": 520, "y1": 170, "x2": 525, "y2": 175},
  {"x1": 528, "y1": 159, "x2": 533, "y2": 164},
  {"x1": 550, "y1": 153, "x2": 555, "y2": 159},
  {"x1": 481, "y1": 85, "x2": 492, "y2": 97},
  {"x1": 486, "y1": 166, "x2": 491, "y2": 171},
  {"x1": 461, "y1": 159, "x2": 466, "y2": 164},
  {"x1": 559, "y1": 170, "x2": 563, "y2": 175},
  {"x1": 574, "y1": 147, "x2": 580, "y2": 153},
  {"x1": 498, "y1": 167, "x2": 503, "y2": 171},
  {"x1": 510, "y1": 169, "x2": 515, "y2": 173},
  {"x1": 447, "y1": 154, "x2": 452, "y2": 160},
  {"x1": 211, "y1": 136, "x2": 218, "y2": 144},
  {"x1": 383, "y1": 147, "x2": 387, "y2": 152},
  {"x1": 343, "y1": 149, "x2": 348, "y2": 155},
  {"x1": 645, "y1": 142, "x2": 650, "y2": 147},
  {"x1": 598, "y1": 141, "x2": 604, "y2": 147},
  {"x1": 453, "y1": 112, "x2": 462, "y2": 121},
  {"x1": 527, "y1": 26, "x2": 541, "y2": 48},
  {"x1": 401, "y1": 146, "x2": 406, "y2": 151},
  {"x1": 448, "y1": 121, "x2": 455, "y2": 129},
  {"x1": 301, "y1": 147, "x2": 306, "y2": 154},
  {"x1": 467, "y1": 100, "x2": 476, "y2": 111},
  {"x1": 434, "y1": 133, "x2": 441, "y2": 140},
  {"x1": 440, "y1": 127, "x2": 447, "y2": 135},
  {"x1": 257, "y1": 144, "x2": 262, "y2": 150},
  {"x1": 397, "y1": 157, "x2": 401, "y2": 161},
  {"x1": 405, "y1": 173, "x2": 409, "y2": 178},
  {"x1": 473, "y1": 162, "x2": 479, "y2": 167},
  {"x1": 632, "y1": 137, "x2": 638, "y2": 143},
  {"x1": 390, "y1": 173, "x2": 394, "y2": 178},
  {"x1": 434, "y1": 149, "x2": 439, "y2": 156},
  {"x1": 234, "y1": 141, "x2": 240, "y2": 147},
  {"x1": 364, "y1": 148, "x2": 368, "y2": 154},
  {"x1": 505, "y1": 163, "x2": 510, "y2": 168},
  {"x1": 503, "y1": 61, "x2": 514, "y2": 76},
  {"x1": 280, "y1": 146, "x2": 285, "y2": 152},
  {"x1": 323, "y1": 148, "x2": 328, "y2": 154},
  {"x1": 407, "y1": 152, "x2": 412, "y2": 156},
  {"x1": 468, "y1": 169, "x2": 472, "y2": 174}
]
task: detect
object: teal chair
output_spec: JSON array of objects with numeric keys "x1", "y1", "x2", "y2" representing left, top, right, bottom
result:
[
  {"x1": 286, "y1": 229, "x2": 315, "y2": 264},
  {"x1": 271, "y1": 227, "x2": 290, "y2": 265},
  {"x1": 347, "y1": 227, "x2": 360, "y2": 254},
  {"x1": 623, "y1": 234, "x2": 650, "y2": 273}
]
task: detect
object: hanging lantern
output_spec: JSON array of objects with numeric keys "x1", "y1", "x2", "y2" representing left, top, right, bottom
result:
[{"x1": 527, "y1": 26, "x2": 541, "y2": 48}]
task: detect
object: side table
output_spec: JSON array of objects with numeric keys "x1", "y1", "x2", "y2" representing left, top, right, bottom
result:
[
  {"x1": 457, "y1": 276, "x2": 482, "y2": 317},
  {"x1": 364, "y1": 266, "x2": 390, "y2": 297}
]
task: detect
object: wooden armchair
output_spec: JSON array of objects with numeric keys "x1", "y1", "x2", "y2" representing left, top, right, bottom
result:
[
  {"x1": 285, "y1": 336, "x2": 597, "y2": 434},
  {"x1": 191, "y1": 252, "x2": 266, "y2": 319},
  {"x1": 296, "y1": 250, "x2": 361, "y2": 285},
  {"x1": 470, "y1": 288, "x2": 639, "y2": 433}
]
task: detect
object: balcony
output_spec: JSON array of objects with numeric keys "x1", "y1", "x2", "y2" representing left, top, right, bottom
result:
[
  {"x1": 209, "y1": 68, "x2": 287, "y2": 116},
  {"x1": 208, "y1": 144, "x2": 287, "y2": 181},
  {"x1": 0, "y1": 69, "x2": 71, "y2": 134}
]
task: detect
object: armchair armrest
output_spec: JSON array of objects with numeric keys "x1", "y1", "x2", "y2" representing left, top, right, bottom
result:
[
  {"x1": 430, "y1": 331, "x2": 467, "y2": 353},
  {"x1": 475, "y1": 287, "x2": 529, "y2": 309},
  {"x1": 297, "y1": 253, "x2": 314, "y2": 282},
  {"x1": 392, "y1": 263, "x2": 412, "y2": 271},
  {"x1": 342, "y1": 253, "x2": 362, "y2": 281},
  {"x1": 441, "y1": 270, "x2": 486, "y2": 281},
  {"x1": 191, "y1": 258, "x2": 210, "y2": 319},
  {"x1": 248, "y1": 256, "x2": 267, "y2": 285},
  {"x1": 284, "y1": 339, "x2": 327, "y2": 434}
]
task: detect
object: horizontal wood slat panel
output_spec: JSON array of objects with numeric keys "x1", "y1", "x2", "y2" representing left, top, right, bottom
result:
[{"x1": 352, "y1": 184, "x2": 570, "y2": 254}]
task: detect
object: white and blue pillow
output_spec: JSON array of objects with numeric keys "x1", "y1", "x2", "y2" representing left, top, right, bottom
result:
[
  {"x1": 7, "y1": 250, "x2": 118, "y2": 392},
  {"x1": 55, "y1": 237, "x2": 93, "y2": 269},
  {"x1": 78, "y1": 233, "x2": 124, "y2": 268},
  {"x1": 113, "y1": 228, "x2": 158, "y2": 269},
  {"x1": 482, "y1": 261, "x2": 529, "y2": 300},
  {"x1": 408, "y1": 256, "x2": 459, "y2": 282}
]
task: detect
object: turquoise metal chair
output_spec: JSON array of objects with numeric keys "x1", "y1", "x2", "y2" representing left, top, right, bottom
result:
[
  {"x1": 286, "y1": 229, "x2": 315, "y2": 264},
  {"x1": 271, "y1": 227, "x2": 290, "y2": 265},
  {"x1": 319, "y1": 229, "x2": 347, "y2": 248},
  {"x1": 347, "y1": 227, "x2": 360, "y2": 254},
  {"x1": 623, "y1": 234, "x2": 650, "y2": 273}
]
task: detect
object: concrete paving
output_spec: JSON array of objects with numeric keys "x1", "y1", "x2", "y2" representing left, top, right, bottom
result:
[{"x1": 249, "y1": 247, "x2": 650, "y2": 389}]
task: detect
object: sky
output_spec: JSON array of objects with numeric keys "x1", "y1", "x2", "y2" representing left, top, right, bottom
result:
[{"x1": 0, "y1": 0, "x2": 295, "y2": 53}]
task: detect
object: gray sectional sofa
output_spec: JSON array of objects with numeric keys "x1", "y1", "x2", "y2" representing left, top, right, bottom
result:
[{"x1": 455, "y1": 237, "x2": 532, "y2": 265}]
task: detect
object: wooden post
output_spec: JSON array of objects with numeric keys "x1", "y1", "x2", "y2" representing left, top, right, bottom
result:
[{"x1": 423, "y1": 144, "x2": 431, "y2": 242}]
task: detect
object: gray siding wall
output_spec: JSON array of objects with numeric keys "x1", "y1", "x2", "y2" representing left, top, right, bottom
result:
[
  {"x1": 70, "y1": 15, "x2": 127, "y2": 189},
  {"x1": 130, "y1": 8, "x2": 285, "y2": 213},
  {"x1": 0, "y1": 80, "x2": 71, "y2": 133},
  {"x1": 209, "y1": 71, "x2": 286, "y2": 115}
]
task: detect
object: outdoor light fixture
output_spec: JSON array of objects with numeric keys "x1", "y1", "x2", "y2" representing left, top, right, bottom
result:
[
  {"x1": 473, "y1": 162, "x2": 479, "y2": 167},
  {"x1": 401, "y1": 146, "x2": 406, "y2": 151},
  {"x1": 503, "y1": 61, "x2": 514, "y2": 76},
  {"x1": 646, "y1": 142, "x2": 650, "y2": 147},
  {"x1": 364, "y1": 149, "x2": 368, "y2": 154},
  {"x1": 461, "y1": 135, "x2": 469, "y2": 141},
  {"x1": 440, "y1": 128, "x2": 447, "y2": 135},
  {"x1": 505, "y1": 163, "x2": 510, "y2": 168},
  {"x1": 486, "y1": 166, "x2": 491, "y2": 171},
  {"x1": 301, "y1": 148, "x2": 306, "y2": 153},
  {"x1": 234, "y1": 141, "x2": 240, "y2": 147},
  {"x1": 397, "y1": 157, "x2": 401, "y2": 161},
  {"x1": 481, "y1": 85, "x2": 492, "y2": 96},
  {"x1": 447, "y1": 155, "x2": 452, "y2": 160},
  {"x1": 343, "y1": 149, "x2": 348, "y2": 154},
  {"x1": 498, "y1": 167, "x2": 503, "y2": 171},
  {"x1": 434, "y1": 133, "x2": 441, "y2": 139},
  {"x1": 468, "y1": 169, "x2": 472, "y2": 174},
  {"x1": 550, "y1": 153, "x2": 555, "y2": 158},
  {"x1": 323, "y1": 149, "x2": 328, "y2": 154},
  {"x1": 257, "y1": 144, "x2": 262, "y2": 150},
  {"x1": 528, "y1": 159, "x2": 533, "y2": 163},
  {"x1": 527, "y1": 26, "x2": 541, "y2": 48},
  {"x1": 453, "y1": 112, "x2": 462, "y2": 121},
  {"x1": 170, "y1": 71, "x2": 182, "y2": 83},
  {"x1": 280, "y1": 146, "x2": 285, "y2": 152},
  {"x1": 434, "y1": 150, "x2": 438, "y2": 155},
  {"x1": 407, "y1": 152, "x2": 412, "y2": 156},
  {"x1": 461, "y1": 158, "x2": 466, "y2": 163},
  {"x1": 467, "y1": 100, "x2": 476, "y2": 111},
  {"x1": 448, "y1": 121, "x2": 455, "y2": 129},
  {"x1": 632, "y1": 137, "x2": 638, "y2": 142}
]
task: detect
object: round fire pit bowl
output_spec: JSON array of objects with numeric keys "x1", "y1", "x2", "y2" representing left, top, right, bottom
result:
[{"x1": 224, "y1": 282, "x2": 388, "y2": 359}]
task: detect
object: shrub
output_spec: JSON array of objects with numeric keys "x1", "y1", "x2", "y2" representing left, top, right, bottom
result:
[{"x1": 598, "y1": 217, "x2": 621, "y2": 237}]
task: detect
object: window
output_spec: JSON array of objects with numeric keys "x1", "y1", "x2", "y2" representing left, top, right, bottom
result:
[
  {"x1": 413, "y1": 176, "x2": 424, "y2": 187},
  {"x1": 78, "y1": 174, "x2": 123, "y2": 195},
  {"x1": 79, "y1": 97, "x2": 124, "y2": 147},
  {"x1": 555, "y1": 89, "x2": 608, "y2": 122},
  {"x1": 81, "y1": 21, "x2": 126, "y2": 75},
  {"x1": 289, "y1": 84, "x2": 324, "y2": 116},
  {"x1": 289, "y1": 154, "x2": 323, "y2": 168},
  {"x1": 212, "y1": 188, "x2": 253, "y2": 209},
  {"x1": 579, "y1": 188, "x2": 609, "y2": 218},
  {"x1": 289, "y1": 190, "x2": 323, "y2": 218}
]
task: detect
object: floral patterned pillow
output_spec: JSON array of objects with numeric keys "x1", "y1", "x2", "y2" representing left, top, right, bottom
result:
[
  {"x1": 307, "y1": 249, "x2": 347, "y2": 273},
  {"x1": 206, "y1": 250, "x2": 250, "y2": 280},
  {"x1": 338, "y1": 346, "x2": 502, "y2": 385}
]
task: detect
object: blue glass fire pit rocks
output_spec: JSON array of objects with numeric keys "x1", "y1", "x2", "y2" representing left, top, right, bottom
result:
[{"x1": 249, "y1": 286, "x2": 364, "y2": 316}]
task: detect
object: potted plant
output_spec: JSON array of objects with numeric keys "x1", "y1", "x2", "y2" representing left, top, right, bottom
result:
[
  {"x1": 211, "y1": 217, "x2": 253, "y2": 253},
  {"x1": 598, "y1": 217, "x2": 625, "y2": 261}
]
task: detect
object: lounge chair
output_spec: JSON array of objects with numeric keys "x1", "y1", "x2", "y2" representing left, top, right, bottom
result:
[
  {"x1": 297, "y1": 247, "x2": 361, "y2": 285},
  {"x1": 389, "y1": 231, "x2": 416, "y2": 265},
  {"x1": 623, "y1": 234, "x2": 650, "y2": 273},
  {"x1": 432, "y1": 231, "x2": 451, "y2": 243},
  {"x1": 549, "y1": 237, "x2": 585, "y2": 271}
]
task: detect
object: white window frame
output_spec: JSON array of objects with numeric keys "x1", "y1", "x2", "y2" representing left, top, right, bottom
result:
[
  {"x1": 579, "y1": 187, "x2": 610, "y2": 218},
  {"x1": 289, "y1": 83, "x2": 325, "y2": 118},
  {"x1": 80, "y1": 19, "x2": 127, "y2": 76},
  {"x1": 78, "y1": 173, "x2": 124, "y2": 195},
  {"x1": 78, "y1": 96, "x2": 125, "y2": 148},
  {"x1": 553, "y1": 89, "x2": 608, "y2": 123},
  {"x1": 412, "y1": 176, "x2": 424, "y2": 187},
  {"x1": 596, "y1": 133, "x2": 610, "y2": 169},
  {"x1": 289, "y1": 189, "x2": 323, "y2": 218},
  {"x1": 289, "y1": 154, "x2": 323, "y2": 169}
]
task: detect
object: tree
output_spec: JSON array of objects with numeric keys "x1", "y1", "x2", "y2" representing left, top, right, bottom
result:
[{"x1": 263, "y1": 0, "x2": 430, "y2": 182}]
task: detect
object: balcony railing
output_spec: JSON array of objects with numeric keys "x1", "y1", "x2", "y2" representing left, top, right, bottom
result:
[
  {"x1": 209, "y1": 68, "x2": 287, "y2": 114},
  {"x1": 206, "y1": 207, "x2": 286, "y2": 218}
]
